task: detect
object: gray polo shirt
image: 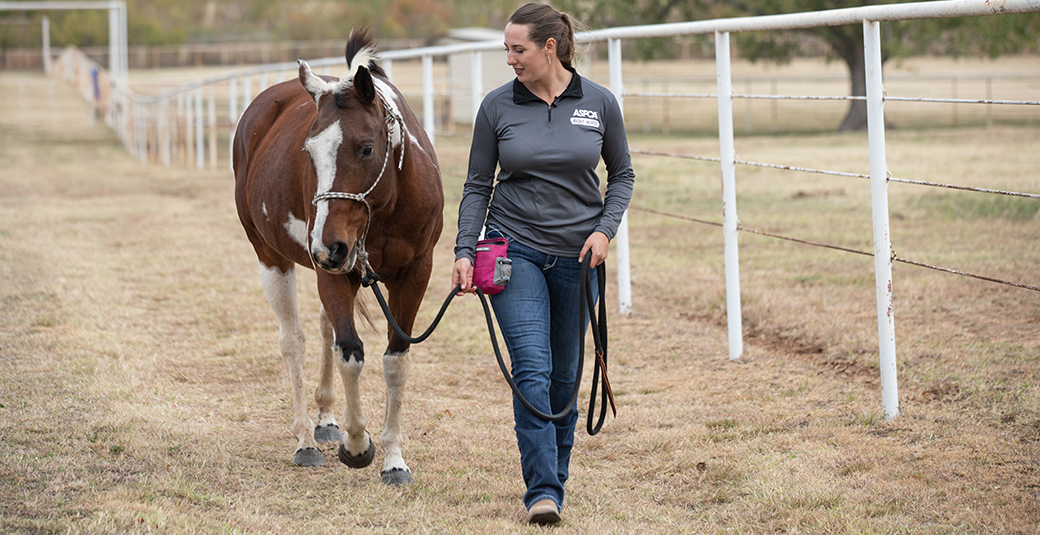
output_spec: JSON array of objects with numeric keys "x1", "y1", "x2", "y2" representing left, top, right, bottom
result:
[{"x1": 455, "y1": 68, "x2": 635, "y2": 261}]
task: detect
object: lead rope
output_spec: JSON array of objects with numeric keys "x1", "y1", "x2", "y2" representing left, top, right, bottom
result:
[
  {"x1": 362, "y1": 251, "x2": 615, "y2": 435},
  {"x1": 582, "y1": 252, "x2": 616, "y2": 435}
]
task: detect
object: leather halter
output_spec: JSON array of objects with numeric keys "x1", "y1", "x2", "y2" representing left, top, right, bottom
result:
[{"x1": 310, "y1": 91, "x2": 405, "y2": 274}]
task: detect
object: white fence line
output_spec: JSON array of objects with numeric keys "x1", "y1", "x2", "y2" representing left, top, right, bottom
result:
[{"x1": 49, "y1": 0, "x2": 1040, "y2": 420}]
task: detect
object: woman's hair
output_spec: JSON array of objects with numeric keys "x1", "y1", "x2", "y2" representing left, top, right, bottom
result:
[{"x1": 507, "y1": 3, "x2": 584, "y2": 68}]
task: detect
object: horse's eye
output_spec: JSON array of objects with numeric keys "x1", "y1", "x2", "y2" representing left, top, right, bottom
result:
[{"x1": 360, "y1": 146, "x2": 374, "y2": 159}]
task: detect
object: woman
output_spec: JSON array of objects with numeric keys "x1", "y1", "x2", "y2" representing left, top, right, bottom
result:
[{"x1": 452, "y1": 2, "x2": 634, "y2": 525}]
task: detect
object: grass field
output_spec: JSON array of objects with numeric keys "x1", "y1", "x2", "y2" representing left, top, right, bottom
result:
[{"x1": 1, "y1": 54, "x2": 1038, "y2": 534}]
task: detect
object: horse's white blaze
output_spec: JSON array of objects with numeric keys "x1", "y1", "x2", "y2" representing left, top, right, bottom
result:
[
  {"x1": 381, "y1": 351, "x2": 411, "y2": 474},
  {"x1": 284, "y1": 212, "x2": 308, "y2": 251},
  {"x1": 305, "y1": 120, "x2": 342, "y2": 259}
]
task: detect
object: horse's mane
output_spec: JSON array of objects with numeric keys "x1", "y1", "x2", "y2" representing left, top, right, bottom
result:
[{"x1": 345, "y1": 29, "x2": 387, "y2": 79}]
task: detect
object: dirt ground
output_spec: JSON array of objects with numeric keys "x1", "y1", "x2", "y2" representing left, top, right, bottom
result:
[{"x1": 1, "y1": 67, "x2": 1038, "y2": 534}]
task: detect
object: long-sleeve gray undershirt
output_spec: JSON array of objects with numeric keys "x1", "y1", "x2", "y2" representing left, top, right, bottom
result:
[{"x1": 455, "y1": 69, "x2": 635, "y2": 261}]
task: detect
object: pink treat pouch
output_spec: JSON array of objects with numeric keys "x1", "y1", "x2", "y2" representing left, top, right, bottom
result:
[{"x1": 473, "y1": 237, "x2": 510, "y2": 295}]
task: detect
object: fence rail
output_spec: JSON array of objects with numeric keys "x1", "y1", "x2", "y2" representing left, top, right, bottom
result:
[
  {"x1": 47, "y1": 0, "x2": 1040, "y2": 421},
  {"x1": 2, "y1": 39, "x2": 430, "y2": 71}
]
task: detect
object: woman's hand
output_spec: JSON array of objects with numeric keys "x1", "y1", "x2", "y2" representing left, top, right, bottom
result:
[
  {"x1": 579, "y1": 231, "x2": 610, "y2": 267},
  {"x1": 452, "y1": 257, "x2": 476, "y2": 295}
]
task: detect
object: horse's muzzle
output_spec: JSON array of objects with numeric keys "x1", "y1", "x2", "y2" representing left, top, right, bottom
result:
[{"x1": 313, "y1": 240, "x2": 357, "y2": 274}]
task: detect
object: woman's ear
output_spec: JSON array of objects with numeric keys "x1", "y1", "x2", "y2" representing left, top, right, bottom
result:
[{"x1": 544, "y1": 37, "x2": 557, "y2": 57}]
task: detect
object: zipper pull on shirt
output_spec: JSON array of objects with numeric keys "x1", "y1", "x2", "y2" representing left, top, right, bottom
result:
[{"x1": 548, "y1": 95, "x2": 562, "y2": 122}]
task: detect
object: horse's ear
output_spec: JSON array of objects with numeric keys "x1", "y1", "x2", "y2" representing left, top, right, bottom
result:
[
  {"x1": 298, "y1": 59, "x2": 327, "y2": 103},
  {"x1": 353, "y1": 66, "x2": 376, "y2": 104}
]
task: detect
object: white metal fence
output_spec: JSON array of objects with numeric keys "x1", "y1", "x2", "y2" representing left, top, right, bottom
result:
[{"x1": 48, "y1": 0, "x2": 1040, "y2": 420}]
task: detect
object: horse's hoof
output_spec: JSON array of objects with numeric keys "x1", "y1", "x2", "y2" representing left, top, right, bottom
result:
[
  {"x1": 338, "y1": 439, "x2": 375, "y2": 469},
  {"x1": 314, "y1": 424, "x2": 342, "y2": 444},
  {"x1": 381, "y1": 468, "x2": 413, "y2": 486},
  {"x1": 293, "y1": 447, "x2": 326, "y2": 467}
]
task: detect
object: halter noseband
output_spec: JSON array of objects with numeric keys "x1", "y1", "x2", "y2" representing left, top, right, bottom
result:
[{"x1": 310, "y1": 92, "x2": 405, "y2": 274}]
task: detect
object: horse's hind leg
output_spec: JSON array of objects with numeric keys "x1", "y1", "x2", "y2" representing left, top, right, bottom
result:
[
  {"x1": 313, "y1": 307, "x2": 342, "y2": 445},
  {"x1": 259, "y1": 262, "x2": 324, "y2": 467}
]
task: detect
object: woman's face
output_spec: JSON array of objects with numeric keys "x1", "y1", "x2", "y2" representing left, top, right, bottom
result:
[{"x1": 504, "y1": 23, "x2": 551, "y2": 85}]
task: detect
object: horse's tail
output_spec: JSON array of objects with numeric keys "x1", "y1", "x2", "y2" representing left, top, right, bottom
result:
[
  {"x1": 345, "y1": 28, "x2": 386, "y2": 79},
  {"x1": 355, "y1": 293, "x2": 376, "y2": 332}
]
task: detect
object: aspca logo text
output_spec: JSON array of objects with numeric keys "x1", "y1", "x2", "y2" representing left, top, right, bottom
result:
[
  {"x1": 571, "y1": 108, "x2": 600, "y2": 128},
  {"x1": 572, "y1": 109, "x2": 599, "y2": 120}
]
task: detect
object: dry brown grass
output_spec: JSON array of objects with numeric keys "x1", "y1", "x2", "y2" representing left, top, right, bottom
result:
[{"x1": 1, "y1": 61, "x2": 1038, "y2": 534}]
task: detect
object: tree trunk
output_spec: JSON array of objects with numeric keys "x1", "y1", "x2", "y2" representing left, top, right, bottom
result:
[
  {"x1": 815, "y1": 25, "x2": 870, "y2": 131},
  {"x1": 837, "y1": 50, "x2": 868, "y2": 131}
]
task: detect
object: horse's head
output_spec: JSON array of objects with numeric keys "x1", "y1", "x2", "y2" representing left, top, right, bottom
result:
[{"x1": 299, "y1": 34, "x2": 403, "y2": 275}]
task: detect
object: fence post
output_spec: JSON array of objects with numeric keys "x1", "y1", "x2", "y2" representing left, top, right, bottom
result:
[
  {"x1": 137, "y1": 101, "x2": 147, "y2": 164},
  {"x1": 42, "y1": 17, "x2": 51, "y2": 75},
  {"x1": 471, "y1": 50, "x2": 483, "y2": 122},
  {"x1": 176, "y1": 91, "x2": 185, "y2": 165},
  {"x1": 229, "y1": 78, "x2": 238, "y2": 172},
  {"x1": 160, "y1": 98, "x2": 170, "y2": 167},
  {"x1": 716, "y1": 31, "x2": 743, "y2": 361},
  {"x1": 185, "y1": 90, "x2": 194, "y2": 167},
  {"x1": 195, "y1": 86, "x2": 204, "y2": 170},
  {"x1": 208, "y1": 85, "x2": 217, "y2": 170},
  {"x1": 609, "y1": 37, "x2": 633, "y2": 315},
  {"x1": 864, "y1": 20, "x2": 899, "y2": 420},
  {"x1": 119, "y1": 3, "x2": 128, "y2": 88},
  {"x1": 130, "y1": 100, "x2": 138, "y2": 161},
  {"x1": 242, "y1": 75, "x2": 252, "y2": 115},
  {"x1": 108, "y1": 6, "x2": 120, "y2": 89},
  {"x1": 422, "y1": 54, "x2": 435, "y2": 146}
]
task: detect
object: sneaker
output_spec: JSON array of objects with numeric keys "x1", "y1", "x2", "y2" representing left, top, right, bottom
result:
[{"x1": 527, "y1": 499, "x2": 561, "y2": 525}]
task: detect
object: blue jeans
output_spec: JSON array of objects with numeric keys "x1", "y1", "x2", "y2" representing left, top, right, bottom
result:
[{"x1": 485, "y1": 227, "x2": 598, "y2": 511}]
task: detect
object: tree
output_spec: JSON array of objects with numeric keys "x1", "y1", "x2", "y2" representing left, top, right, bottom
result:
[
  {"x1": 724, "y1": 0, "x2": 883, "y2": 131},
  {"x1": 558, "y1": 0, "x2": 1040, "y2": 131}
]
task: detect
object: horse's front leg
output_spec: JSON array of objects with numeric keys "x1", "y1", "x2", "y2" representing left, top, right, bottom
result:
[
  {"x1": 380, "y1": 349, "x2": 411, "y2": 484},
  {"x1": 379, "y1": 264, "x2": 432, "y2": 485},
  {"x1": 317, "y1": 273, "x2": 376, "y2": 470},
  {"x1": 259, "y1": 263, "x2": 324, "y2": 467}
]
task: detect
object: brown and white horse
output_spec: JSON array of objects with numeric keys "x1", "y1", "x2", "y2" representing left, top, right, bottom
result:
[{"x1": 233, "y1": 31, "x2": 443, "y2": 484}]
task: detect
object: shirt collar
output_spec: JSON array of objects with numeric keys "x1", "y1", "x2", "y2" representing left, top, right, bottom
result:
[{"x1": 512, "y1": 65, "x2": 583, "y2": 105}]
